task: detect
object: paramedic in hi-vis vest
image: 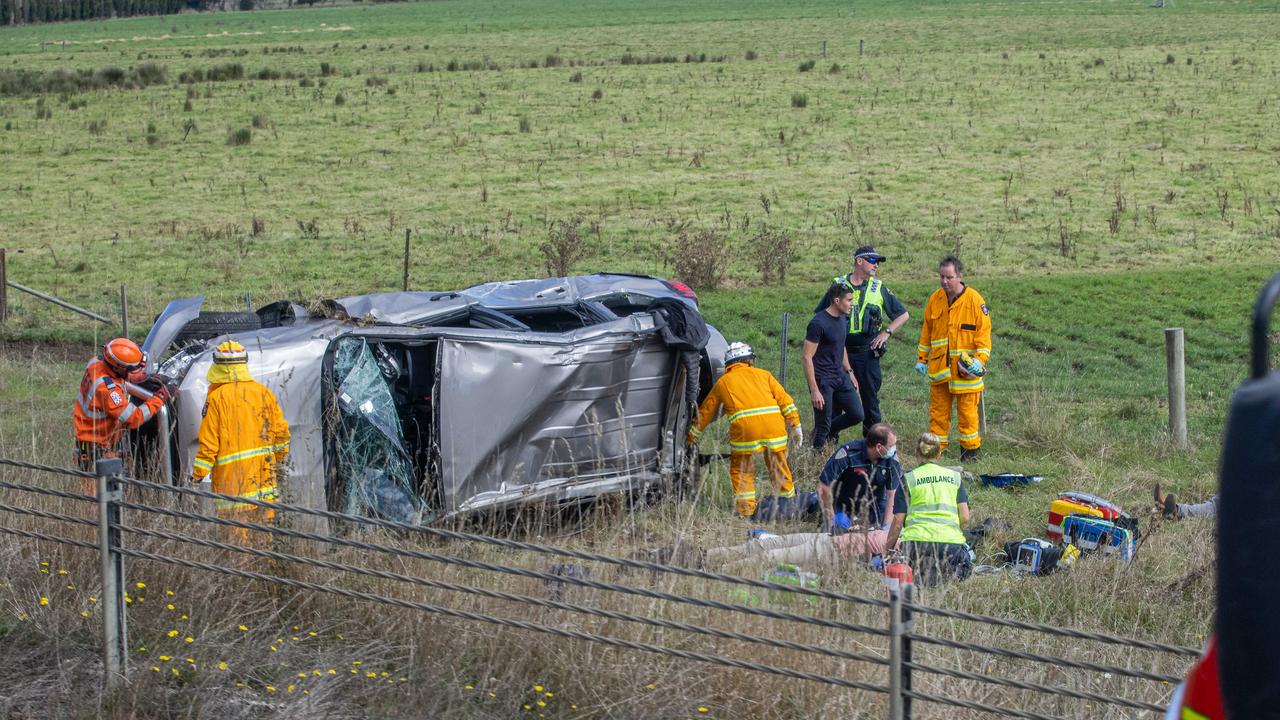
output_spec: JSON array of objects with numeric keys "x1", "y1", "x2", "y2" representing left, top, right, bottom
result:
[
  {"x1": 192, "y1": 341, "x2": 290, "y2": 542},
  {"x1": 916, "y1": 255, "x2": 991, "y2": 463},
  {"x1": 885, "y1": 432, "x2": 971, "y2": 586},
  {"x1": 688, "y1": 342, "x2": 803, "y2": 518}
]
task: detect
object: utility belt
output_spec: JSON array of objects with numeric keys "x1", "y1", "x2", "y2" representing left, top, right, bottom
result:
[
  {"x1": 73, "y1": 440, "x2": 127, "y2": 472},
  {"x1": 847, "y1": 336, "x2": 886, "y2": 359}
]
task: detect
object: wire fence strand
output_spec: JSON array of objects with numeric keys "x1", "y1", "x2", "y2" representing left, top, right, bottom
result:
[
  {"x1": 117, "y1": 522, "x2": 889, "y2": 668},
  {"x1": 908, "y1": 632, "x2": 1184, "y2": 684},
  {"x1": 115, "y1": 499, "x2": 891, "y2": 638},
  {"x1": 0, "y1": 477, "x2": 97, "y2": 506},
  {"x1": 119, "y1": 544, "x2": 895, "y2": 697},
  {"x1": 0, "y1": 524, "x2": 98, "y2": 551},
  {"x1": 905, "y1": 659, "x2": 1169, "y2": 713},
  {"x1": 0, "y1": 502, "x2": 99, "y2": 528},
  {"x1": 902, "y1": 687, "x2": 1069, "y2": 720}
]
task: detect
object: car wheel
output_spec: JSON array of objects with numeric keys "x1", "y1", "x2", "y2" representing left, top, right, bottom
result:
[{"x1": 172, "y1": 311, "x2": 262, "y2": 345}]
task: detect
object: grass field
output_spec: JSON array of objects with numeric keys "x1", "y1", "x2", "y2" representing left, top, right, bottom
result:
[{"x1": 1, "y1": 0, "x2": 1278, "y2": 716}]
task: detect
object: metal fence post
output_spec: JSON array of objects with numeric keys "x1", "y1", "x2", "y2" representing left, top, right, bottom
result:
[
  {"x1": 96, "y1": 458, "x2": 128, "y2": 691},
  {"x1": 901, "y1": 584, "x2": 913, "y2": 719},
  {"x1": 888, "y1": 585, "x2": 903, "y2": 720}
]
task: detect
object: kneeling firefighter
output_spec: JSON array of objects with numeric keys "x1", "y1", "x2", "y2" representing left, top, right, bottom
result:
[
  {"x1": 192, "y1": 341, "x2": 290, "y2": 542},
  {"x1": 688, "y1": 342, "x2": 802, "y2": 517}
]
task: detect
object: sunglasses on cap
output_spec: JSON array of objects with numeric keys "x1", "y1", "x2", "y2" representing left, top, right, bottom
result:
[{"x1": 859, "y1": 255, "x2": 881, "y2": 264}]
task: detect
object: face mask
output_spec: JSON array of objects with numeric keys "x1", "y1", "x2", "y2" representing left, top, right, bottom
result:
[{"x1": 882, "y1": 445, "x2": 897, "y2": 460}]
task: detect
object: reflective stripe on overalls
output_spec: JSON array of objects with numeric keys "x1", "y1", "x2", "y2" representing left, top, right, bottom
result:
[{"x1": 214, "y1": 484, "x2": 279, "y2": 512}]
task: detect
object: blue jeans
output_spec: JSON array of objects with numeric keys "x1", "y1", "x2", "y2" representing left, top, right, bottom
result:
[{"x1": 811, "y1": 373, "x2": 864, "y2": 449}]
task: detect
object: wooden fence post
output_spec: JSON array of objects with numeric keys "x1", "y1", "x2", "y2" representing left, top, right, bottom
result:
[
  {"x1": 1166, "y1": 328, "x2": 1188, "y2": 448},
  {"x1": 0, "y1": 248, "x2": 7, "y2": 324},
  {"x1": 402, "y1": 228, "x2": 412, "y2": 291},
  {"x1": 119, "y1": 285, "x2": 128, "y2": 337}
]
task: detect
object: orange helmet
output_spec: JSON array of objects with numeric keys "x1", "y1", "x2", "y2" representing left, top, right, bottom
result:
[{"x1": 102, "y1": 338, "x2": 147, "y2": 376}]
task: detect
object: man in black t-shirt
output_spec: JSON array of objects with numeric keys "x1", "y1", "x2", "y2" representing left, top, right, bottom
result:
[{"x1": 802, "y1": 282, "x2": 865, "y2": 450}]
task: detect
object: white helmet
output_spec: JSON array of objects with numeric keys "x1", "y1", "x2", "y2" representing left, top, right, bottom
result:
[{"x1": 724, "y1": 342, "x2": 754, "y2": 366}]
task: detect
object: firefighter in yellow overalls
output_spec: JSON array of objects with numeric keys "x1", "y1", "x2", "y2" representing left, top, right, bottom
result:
[
  {"x1": 192, "y1": 341, "x2": 290, "y2": 545},
  {"x1": 688, "y1": 342, "x2": 802, "y2": 517},
  {"x1": 916, "y1": 255, "x2": 991, "y2": 462}
]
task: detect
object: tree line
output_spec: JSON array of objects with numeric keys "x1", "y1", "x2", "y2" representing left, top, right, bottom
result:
[{"x1": 0, "y1": 0, "x2": 258, "y2": 25}]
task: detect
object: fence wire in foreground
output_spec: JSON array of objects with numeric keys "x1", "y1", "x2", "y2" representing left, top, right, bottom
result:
[{"x1": 0, "y1": 456, "x2": 1194, "y2": 719}]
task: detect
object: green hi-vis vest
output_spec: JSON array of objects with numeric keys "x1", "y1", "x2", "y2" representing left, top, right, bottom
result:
[
  {"x1": 846, "y1": 277, "x2": 886, "y2": 336},
  {"x1": 900, "y1": 462, "x2": 966, "y2": 544}
]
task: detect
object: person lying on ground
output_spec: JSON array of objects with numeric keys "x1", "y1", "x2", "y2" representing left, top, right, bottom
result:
[
  {"x1": 703, "y1": 528, "x2": 895, "y2": 573},
  {"x1": 1154, "y1": 483, "x2": 1218, "y2": 520}
]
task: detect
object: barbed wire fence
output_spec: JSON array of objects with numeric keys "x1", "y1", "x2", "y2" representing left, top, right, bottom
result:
[{"x1": 0, "y1": 456, "x2": 1196, "y2": 719}]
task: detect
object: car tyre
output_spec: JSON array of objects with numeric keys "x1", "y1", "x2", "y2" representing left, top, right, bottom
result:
[{"x1": 172, "y1": 311, "x2": 262, "y2": 345}]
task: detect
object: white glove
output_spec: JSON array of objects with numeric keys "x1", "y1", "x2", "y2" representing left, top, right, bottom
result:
[{"x1": 789, "y1": 424, "x2": 804, "y2": 447}]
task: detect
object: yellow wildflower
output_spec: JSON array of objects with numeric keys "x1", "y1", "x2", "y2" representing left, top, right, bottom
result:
[
  {"x1": 218, "y1": 662, "x2": 228, "y2": 671},
  {"x1": 38, "y1": 597, "x2": 48, "y2": 606}
]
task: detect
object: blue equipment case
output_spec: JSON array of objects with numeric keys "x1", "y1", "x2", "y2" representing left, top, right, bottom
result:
[{"x1": 1061, "y1": 514, "x2": 1135, "y2": 560}]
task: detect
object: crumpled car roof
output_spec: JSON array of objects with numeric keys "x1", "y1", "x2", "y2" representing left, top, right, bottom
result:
[{"x1": 328, "y1": 273, "x2": 696, "y2": 325}]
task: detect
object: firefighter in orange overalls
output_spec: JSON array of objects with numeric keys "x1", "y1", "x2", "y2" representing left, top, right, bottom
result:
[
  {"x1": 916, "y1": 255, "x2": 991, "y2": 462},
  {"x1": 73, "y1": 338, "x2": 170, "y2": 475},
  {"x1": 192, "y1": 341, "x2": 290, "y2": 543},
  {"x1": 688, "y1": 342, "x2": 803, "y2": 517}
]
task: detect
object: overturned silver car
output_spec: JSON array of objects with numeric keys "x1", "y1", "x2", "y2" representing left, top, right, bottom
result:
[{"x1": 139, "y1": 274, "x2": 725, "y2": 524}]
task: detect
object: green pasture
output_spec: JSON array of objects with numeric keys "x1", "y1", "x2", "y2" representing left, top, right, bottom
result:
[
  {"x1": 0, "y1": 0, "x2": 1277, "y2": 715},
  {"x1": 0, "y1": 0, "x2": 1278, "y2": 330}
]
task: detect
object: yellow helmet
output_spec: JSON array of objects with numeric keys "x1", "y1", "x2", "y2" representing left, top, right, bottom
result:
[{"x1": 212, "y1": 340, "x2": 248, "y2": 365}]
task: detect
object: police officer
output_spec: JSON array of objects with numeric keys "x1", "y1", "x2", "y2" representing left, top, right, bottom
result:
[
  {"x1": 816, "y1": 422, "x2": 903, "y2": 531},
  {"x1": 884, "y1": 432, "x2": 971, "y2": 586},
  {"x1": 822, "y1": 245, "x2": 909, "y2": 432}
]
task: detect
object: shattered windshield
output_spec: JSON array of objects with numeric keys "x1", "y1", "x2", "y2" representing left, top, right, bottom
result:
[{"x1": 333, "y1": 338, "x2": 425, "y2": 524}]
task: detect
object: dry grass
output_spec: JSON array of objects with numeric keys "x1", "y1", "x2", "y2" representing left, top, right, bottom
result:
[{"x1": 0, "y1": 435, "x2": 1207, "y2": 719}]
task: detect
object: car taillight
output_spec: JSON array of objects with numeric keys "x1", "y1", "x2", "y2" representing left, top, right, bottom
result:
[{"x1": 664, "y1": 280, "x2": 698, "y2": 304}]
